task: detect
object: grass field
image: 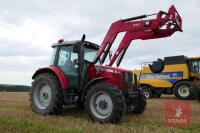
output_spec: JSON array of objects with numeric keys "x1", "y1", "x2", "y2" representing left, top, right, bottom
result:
[{"x1": 0, "y1": 92, "x2": 199, "y2": 133}]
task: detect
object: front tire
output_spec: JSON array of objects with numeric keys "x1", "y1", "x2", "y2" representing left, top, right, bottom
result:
[
  {"x1": 126, "y1": 89, "x2": 147, "y2": 114},
  {"x1": 30, "y1": 73, "x2": 64, "y2": 115},
  {"x1": 174, "y1": 81, "x2": 192, "y2": 100},
  {"x1": 85, "y1": 83, "x2": 125, "y2": 123}
]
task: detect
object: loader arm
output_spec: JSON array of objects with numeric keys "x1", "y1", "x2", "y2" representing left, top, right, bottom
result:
[{"x1": 94, "y1": 5, "x2": 182, "y2": 67}]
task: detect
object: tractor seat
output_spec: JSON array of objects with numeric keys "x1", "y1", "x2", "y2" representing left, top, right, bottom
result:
[{"x1": 65, "y1": 60, "x2": 77, "y2": 73}]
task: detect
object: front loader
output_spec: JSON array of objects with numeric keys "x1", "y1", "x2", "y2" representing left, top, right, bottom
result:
[{"x1": 30, "y1": 5, "x2": 182, "y2": 123}]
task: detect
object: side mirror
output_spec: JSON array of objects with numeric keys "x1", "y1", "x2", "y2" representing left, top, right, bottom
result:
[{"x1": 73, "y1": 43, "x2": 80, "y2": 53}]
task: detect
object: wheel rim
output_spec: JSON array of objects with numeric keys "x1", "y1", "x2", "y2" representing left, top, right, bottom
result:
[
  {"x1": 178, "y1": 86, "x2": 190, "y2": 97},
  {"x1": 90, "y1": 91, "x2": 113, "y2": 119},
  {"x1": 33, "y1": 82, "x2": 52, "y2": 109}
]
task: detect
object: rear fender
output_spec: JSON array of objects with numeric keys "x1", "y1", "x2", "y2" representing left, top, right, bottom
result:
[{"x1": 32, "y1": 66, "x2": 69, "y2": 90}]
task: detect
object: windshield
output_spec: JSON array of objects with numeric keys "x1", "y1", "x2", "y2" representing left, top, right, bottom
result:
[
  {"x1": 51, "y1": 43, "x2": 99, "y2": 67},
  {"x1": 84, "y1": 47, "x2": 98, "y2": 62},
  {"x1": 189, "y1": 60, "x2": 200, "y2": 75}
]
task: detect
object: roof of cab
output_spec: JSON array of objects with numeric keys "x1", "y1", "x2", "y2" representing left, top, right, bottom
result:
[
  {"x1": 52, "y1": 40, "x2": 79, "y2": 47},
  {"x1": 52, "y1": 40, "x2": 99, "y2": 50}
]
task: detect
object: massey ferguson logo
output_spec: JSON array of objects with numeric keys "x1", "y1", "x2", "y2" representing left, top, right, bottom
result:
[{"x1": 165, "y1": 100, "x2": 190, "y2": 126}]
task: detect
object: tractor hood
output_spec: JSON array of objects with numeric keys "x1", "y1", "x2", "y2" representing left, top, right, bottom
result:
[{"x1": 95, "y1": 65, "x2": 131, "y2": 73}]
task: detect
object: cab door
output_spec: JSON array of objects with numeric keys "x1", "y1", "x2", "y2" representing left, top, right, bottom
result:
[{"x1": 56, "y1": 45, "x2": 78, "y2": 89}]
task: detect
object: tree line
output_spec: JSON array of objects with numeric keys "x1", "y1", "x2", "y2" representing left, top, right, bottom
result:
[{"x1": 0, "y1": 84, "x2": 30, "y2": 92}]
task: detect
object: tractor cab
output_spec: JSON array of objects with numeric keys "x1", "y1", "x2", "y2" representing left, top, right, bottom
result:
[{"x1": 50, "y1": 38, "x2": 99, "y2": 90}]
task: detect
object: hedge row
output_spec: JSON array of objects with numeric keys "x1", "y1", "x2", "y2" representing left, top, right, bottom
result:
[{"x1": 0, "y1": 84, "x2": 30, "y2": 92}]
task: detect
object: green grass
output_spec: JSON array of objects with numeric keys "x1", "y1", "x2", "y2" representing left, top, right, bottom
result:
[
  {"x1": 0, "y1": 92, "x2": 200, "y2": 133},
  {"x1": 121, "y1": 120, "x2": 200, "y2": 133},
  {"x1": 0, "y1": 110, "x2": 199, "y2": 133},
  {"x1": 0, "y1": 116, "x2": 83, "y2": 133}
]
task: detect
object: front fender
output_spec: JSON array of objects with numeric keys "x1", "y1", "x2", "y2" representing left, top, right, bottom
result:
[
  {"x1": 81, "y1": 77, "x2": 105, "y2": 101},
  {"x1": 32, "y1": 66, "x2": 69, "y2": 90}
]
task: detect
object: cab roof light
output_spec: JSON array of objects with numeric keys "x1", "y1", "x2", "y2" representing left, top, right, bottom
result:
[{"x1": 58, "y1": 38, "x2": 64, "y2": 43}]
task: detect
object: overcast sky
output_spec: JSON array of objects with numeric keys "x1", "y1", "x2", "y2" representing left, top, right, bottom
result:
[{"x1": 0, "y1": 0, "x2": 199, "y2": 85}]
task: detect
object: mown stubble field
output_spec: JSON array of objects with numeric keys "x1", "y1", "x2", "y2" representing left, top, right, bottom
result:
[{"x1": 0, "y1": 92, "x2": 200, "y2": 133}]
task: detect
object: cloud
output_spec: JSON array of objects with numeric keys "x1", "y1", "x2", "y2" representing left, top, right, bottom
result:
[{"x1": 0, "y1": 0, "x2": 199, "y2": 85}]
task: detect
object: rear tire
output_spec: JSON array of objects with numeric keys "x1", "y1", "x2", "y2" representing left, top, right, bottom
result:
[
  {"x1": 126, "y1": 89, "x2": 147, "y2": 114},
  {"x1": 174, "y1": 81, "x2": 192, "y2": 100},
  {"x1": 85, "y1": 83, "x2": 125, "y2": 123},
  {"x1": 30, "y1": 73, "x2": 64, "y2": 115}
]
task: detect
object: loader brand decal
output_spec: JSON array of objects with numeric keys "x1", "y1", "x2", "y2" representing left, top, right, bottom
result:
[
  {"x1": 140, "y1": 72, "x2": 183, "y2": 79},
  {"x1": 133, "y1": 23, "x2": 141, "y2": 27},
  {"x1": 95, "y1": 67, "x2": 119, "y2": 74},
  {"x1": 165, "y1": 100, "x2": 190, "y2": 126}
]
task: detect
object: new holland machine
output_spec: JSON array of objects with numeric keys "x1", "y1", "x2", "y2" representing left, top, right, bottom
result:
[
  {"x1": 133, "y1": 55, "x2": 200, "y2": 100},
  {"x1": 30, "y1": 6, "x2": 182, "y2": 123}
]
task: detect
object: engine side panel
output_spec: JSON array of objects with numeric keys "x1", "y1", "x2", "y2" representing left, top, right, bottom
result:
[{"x1": 87, "y1": 65, "x2": 132, "y2": 90}]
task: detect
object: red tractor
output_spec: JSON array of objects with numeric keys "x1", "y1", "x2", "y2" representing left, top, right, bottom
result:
[{"x1": 30, "y1": 6, "x2": 182, "y2": 123}]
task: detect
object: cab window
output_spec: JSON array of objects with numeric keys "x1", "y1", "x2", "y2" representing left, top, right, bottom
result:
[{"x1": 189, "y1": 60, "x2": 200, "y2": 75}]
